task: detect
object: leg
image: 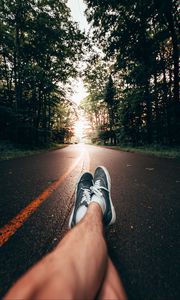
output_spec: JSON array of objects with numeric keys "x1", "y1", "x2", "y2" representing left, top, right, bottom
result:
[
  {"x1": 4, "y1": 203, "x2": 108, "y2": 300},
  {"x1": 97, "y1": 258, "x2": 127, "y2": 300},
  {"x1": 5, "y1": 167, "x2": 127, "y2": 300}
]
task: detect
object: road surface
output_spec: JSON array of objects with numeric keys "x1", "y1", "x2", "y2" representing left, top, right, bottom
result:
[{"x1": 0, "y1": 144, "x2": 179, "y2": 299}]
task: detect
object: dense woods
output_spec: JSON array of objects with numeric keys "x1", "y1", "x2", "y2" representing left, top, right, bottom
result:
[
  {"x1": 83, "y1": 0, "x2": 179, "y2": 146},
  {"x1": 0, "y1": 0, "x2": 179, "y2": 148},
  {"x1": 0, "y1": 0, "x2": 83, "y2": 145}
]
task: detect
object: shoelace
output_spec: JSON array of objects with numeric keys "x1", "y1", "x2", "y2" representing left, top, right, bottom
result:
[
  {"x1": 80, "y1": 188, "x2": 91, "y2": 205},
  {"x1": 90, "y1": 179, "x2": 109, "y2": 198}
]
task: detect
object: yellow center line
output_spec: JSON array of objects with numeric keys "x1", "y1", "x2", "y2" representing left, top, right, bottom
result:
[{"x1": 0, "y1": 153, "x2": 83, "y2": 247}]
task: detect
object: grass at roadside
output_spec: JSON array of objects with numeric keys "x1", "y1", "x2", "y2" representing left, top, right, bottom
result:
[
  {"x1": 0, "y1": 140, "x2": 68, "y2": 161},
  {"x1": 97, "y1": 144, "x2": 180, "y2": 158}
]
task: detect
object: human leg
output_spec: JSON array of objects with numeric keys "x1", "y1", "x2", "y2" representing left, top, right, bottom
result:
[
  {"x1": 4, "y1": 203, "x2": 108, "y2": 300},
  {"x1": 5, "y1": 167, "x2": 127, "y2": 300},
  {"x1": 97, "y1": 257, "x2": 127, "y2": 300},
  {"x1": 89, "y1": 166, "x2": 127, "y2": 300}
]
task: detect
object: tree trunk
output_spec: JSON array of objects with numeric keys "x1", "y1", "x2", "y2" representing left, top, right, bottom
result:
[
  {"x1": 162, "y1": 57, "x2": 172, "y2": 145},
  {"x1": 153, "y1": 74, "x2": 160, "y2": 143},
  {"x1": 14, "y1": 3, "x2": 22, "y2": 110},
  {"x1": 2, "y1": 52, "x2": 11, "y2": 96},
  {"x1": 145, "y1": 81, "x2": 152, "y2": 144},
  {"x1": 165, "y1": 4, "x2": 179, "y2": 105}
]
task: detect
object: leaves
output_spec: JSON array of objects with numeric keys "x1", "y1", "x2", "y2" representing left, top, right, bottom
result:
[
  {"x1": 0, "y1": 0, "x2": 84, "y2": 145},
  {"x1": 83, "y1": 0, "x2": 180, "y2": 146}
]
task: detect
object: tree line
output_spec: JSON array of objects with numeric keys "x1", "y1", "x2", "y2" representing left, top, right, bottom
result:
[
  {"x1": 82, "y1": 0, "x2": 179, "y2": 146},
  {"x1": 0, "y1": 0, "x2": 83, "y2": 146}
]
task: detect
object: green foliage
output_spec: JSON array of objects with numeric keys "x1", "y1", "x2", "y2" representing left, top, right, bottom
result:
[
  {"x1": 52, "y1": 128, "x2": 72, "y2": 144},
  {"x1": 0, "y1": 0, "x2": 84, "y2": 145},
  {"x1": 104, "y1": 75, "x2": 116, "y2": 107},
  {"x1": 105, "y1": 145, "x2": 180, "y2": 159},
  {"x1": 98, "y1": 130, "x2": 116, "y2": 145},
  {"x1": 0, "y1": 139, "x2": 67, "y2": 161},
  {"x1": 81, "y1": 57, "x2": 109, "y2": 135},
  {"x1": 84, "y1": 0, "x2": 179, "y2": 145}
]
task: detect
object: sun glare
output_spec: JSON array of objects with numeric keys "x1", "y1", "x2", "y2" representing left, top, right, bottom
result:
[{"x1": 74, "y1": 120, "x2": 84, "y2": 140}]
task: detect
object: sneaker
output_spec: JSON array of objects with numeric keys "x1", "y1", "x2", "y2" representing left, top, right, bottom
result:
[
  {"x1": 91, "y1": 166, "x2": 116, "y2": 225},
  {"x1": 69, "y1": 172, "x2": 93, "y2": 228}
]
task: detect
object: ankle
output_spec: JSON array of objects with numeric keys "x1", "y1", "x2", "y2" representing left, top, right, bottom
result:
[
  {"x1": 91, "y1": 194, "x2": 106, "y2": 214},
  {"x1": 83, "y1": 205, "x2": 104, "y2": 234},
  {"x1": 82, "y1": 202, "x2": 104, "y2": 229},
  {"x1": 88, "y1": 202, "x2": 103, "y2": 216}
]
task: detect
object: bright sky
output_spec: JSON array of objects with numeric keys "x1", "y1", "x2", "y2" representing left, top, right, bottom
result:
[
  {"x1": 67, "y1": 0, "x2": 89, "y2": 32},
  {"x1": 69, "y1": 79, "x2": 88, "y2": 105},
  {"x1": 67, "y1": 0, "x2": 89, "y2": 105}
]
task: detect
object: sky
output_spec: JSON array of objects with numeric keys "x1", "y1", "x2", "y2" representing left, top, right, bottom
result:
[
  {"x1": 67, "y1": 0, "x2": 89, "y2": 105},
  {"x1": 67, "y1": 0, "x2": 89, "y2": 33}
]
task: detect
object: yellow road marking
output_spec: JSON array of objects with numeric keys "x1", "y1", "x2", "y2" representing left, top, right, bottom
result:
[{"x1": 0, "y1": 154, "x2": 83, "y2": 247}]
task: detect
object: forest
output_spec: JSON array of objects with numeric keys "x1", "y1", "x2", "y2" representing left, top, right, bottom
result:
[
  {"x1": 82, "y1": 0, "x2": 179, "y2": 146},
  {"x1": 0, "y1": 0, "x2": 83, "y2": 146},
  {"x1": 0, "y1": 0, "x2": 179, "y2": 148}
]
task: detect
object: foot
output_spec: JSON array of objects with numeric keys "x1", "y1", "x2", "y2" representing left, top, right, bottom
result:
[
  {"x1": 91, "y1": 166, "x2": 116, "y2": 225},
  {"x1": 69, "y1": 172, "x2": 94, "y2": 228}
]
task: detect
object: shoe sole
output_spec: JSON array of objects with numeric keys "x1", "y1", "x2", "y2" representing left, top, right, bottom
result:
[
  {"x1": 68, "y1": 171, "x2": 93, "y2": 229},
  {"x1": 98, "y1": 166, "x2": 116, "y2": 225}
]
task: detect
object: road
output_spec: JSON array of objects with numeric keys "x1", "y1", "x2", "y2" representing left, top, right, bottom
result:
[{"x1": 0, "y1": 144, "x2": 180, "y2": 300}]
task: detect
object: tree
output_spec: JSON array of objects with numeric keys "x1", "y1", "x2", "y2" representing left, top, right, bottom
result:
[
  {"x1": 84, "y1": 0, "x2": 179, "y2": 145},
  {"x1": 82, "y1": 56, "x2": 109, "y2": 131},
  {"x1": 104, "y1": 74, "x2": 117, "y2": 144},
  {"x1": 0, "y1": 0, "x2": 84, "y2": 145}
]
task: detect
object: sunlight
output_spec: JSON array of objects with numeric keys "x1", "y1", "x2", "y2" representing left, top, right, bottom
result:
[
  {"x1": 74, "y1": 120, "x2": 84, "y2": 140},
  {"x1": 70, "y1": 79, "x2": 88, "y2": 105},
  {"x1": 73, "y1": 115, "x2": 92, "y2": 144}
]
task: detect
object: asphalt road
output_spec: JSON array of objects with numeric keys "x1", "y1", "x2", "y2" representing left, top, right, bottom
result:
[{"x1": 0, "y1": 144, "x2": 180, "y2": 300}]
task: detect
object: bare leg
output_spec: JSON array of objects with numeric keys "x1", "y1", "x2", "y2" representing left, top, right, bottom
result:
[
  {"x1": 4, "y1": 203, "x2": 108, "y2": 300},
  {"x1": 97, "y1": 258, "x2": 127, "y2": 300}
]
